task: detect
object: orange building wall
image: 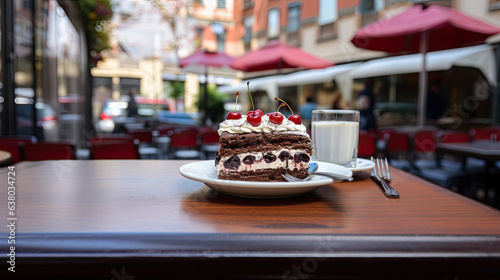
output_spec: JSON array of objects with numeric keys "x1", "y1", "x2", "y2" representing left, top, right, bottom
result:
[{"x1": 248, "y1": 0, "x2": 362, "y2": 33}]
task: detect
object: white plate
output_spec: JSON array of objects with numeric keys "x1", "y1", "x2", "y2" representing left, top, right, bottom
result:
[
  {"x1": 179, "y1": 160, "x2": 352, "y2": 198},
  {"x1": 349, "y1": 158, "x2": 375, "y2": 177}
]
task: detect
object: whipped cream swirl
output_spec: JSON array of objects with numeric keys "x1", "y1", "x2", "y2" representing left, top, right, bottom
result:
[{"x1": 218, "y1": 114, "x2": 307, "y2": 135}]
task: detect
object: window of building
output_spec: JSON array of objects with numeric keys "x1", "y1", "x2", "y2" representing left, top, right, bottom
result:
[
  {"x1": 217, "y1": 31, "x2": 226, "y2": 52},
  {"x1": 268, "y1": 8, "x2": 280, "y2": 39},
  {"x1": 360, "y1": 0, "x2": 384, "y2": 13},
  {"x1": 287, "y1": 3, "x2": 301, "y2": 44},
  {"x1": 318, "y1": 0, "x2": 337, "y2": 26},
  {"x1": 243, "y1": 0, "x2": 254, "y2": 10},
  {"x1": 359, "y1": 0, "x2": 384, "y2": 26},
  {"x1": 490, "y1": 0, "x2": 500, "y2": 11},
  {"x1": 243, "y1": 16, "x2": 254, "y2": 51},
  {"x1": 318, "y1": 0, "x2": 337, "y2": 40},
  {"x1": 218, "y1": 0, "x2": 226, "y2": 9}
]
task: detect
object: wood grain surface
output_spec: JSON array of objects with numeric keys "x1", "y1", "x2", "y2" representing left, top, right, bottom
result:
[
  {"x1": 1, "y1": 160, "x2": 500, "y2": 234},
  {"x1": 1, "y1": 160, "x2": 500, "y2": 279}
]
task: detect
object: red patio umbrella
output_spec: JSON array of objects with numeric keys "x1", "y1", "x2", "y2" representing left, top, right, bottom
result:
[
  {"x1": 351, "y1": 4, "x2": 500, "y2": 127},
  {"x1": 179, "y1": 50, "x2": 235, "y2": 125},
  {"x1": 231, "y1": 40, "x2": 334, "y2": 72}
]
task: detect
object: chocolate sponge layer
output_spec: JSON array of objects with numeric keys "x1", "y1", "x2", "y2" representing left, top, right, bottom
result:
[{"x1": 218, "y1": 131, "x2": 312, "y2": 158}]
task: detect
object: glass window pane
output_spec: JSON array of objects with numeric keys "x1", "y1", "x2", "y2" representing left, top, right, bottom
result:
[
  {"x1": 287, "y1": 5, "x2": 300, "y2": 33},
  {"x1": 318, "y1": 0, "x2": 337, "y2": 25},
  {"x1": 268, "y1": 9, "x2": 280, "y2": 39}
]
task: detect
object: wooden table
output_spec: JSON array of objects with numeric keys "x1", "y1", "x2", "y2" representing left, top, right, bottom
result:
[
  {"x1": 1, "y1": 160, "x2": 500, "y2": 279},
  {"x1": 0, "y1": 150, "x2": 13, "y2": 167},
  {"x1": 436, "y1": 140, "x2": 500, "y2": 205},
  {"x1": 435, "y1": 140, "x2": 500, "y2": 163}
]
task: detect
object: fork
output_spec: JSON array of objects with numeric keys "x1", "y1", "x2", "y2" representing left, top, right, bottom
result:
[{"x1": 370, "y1": 157, "x2": 400, "y2": 198}]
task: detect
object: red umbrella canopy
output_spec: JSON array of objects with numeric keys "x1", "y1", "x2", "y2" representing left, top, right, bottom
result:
[
  {"x1": 179, "y1": 49, "x2": 235, "y2": 68},
  {"x1": 231, "y1": 40, "x2": 334, "y2": 72},
  {"x1": 351, "y1": 4, "x2": 500, "y2": 53}
]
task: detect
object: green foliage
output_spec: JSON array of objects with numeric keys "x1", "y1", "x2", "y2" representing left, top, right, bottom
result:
[
  {"x1": 196, "y1": 85, "x2": 228, "y2": 123},
  {"x1": 167, "y1": 81, "x2": 185, "y2": 100},
  {"x1": 76, "y1": 0, "x2": 113, "y2": 58}
]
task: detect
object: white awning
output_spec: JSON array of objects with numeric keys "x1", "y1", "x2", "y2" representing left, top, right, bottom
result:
[
  {"x1": 350, "y1": 45, "x2": 496, "y2": 85},
  {"x1": 217, "y1": 63, "x2": 362, "y2": 100},
  {"x1": 277, "y1": 63, "x2": 361, "y2": 87},
  {"x1": 217, "y1": 75, "x2": 283, "y2": 100}
]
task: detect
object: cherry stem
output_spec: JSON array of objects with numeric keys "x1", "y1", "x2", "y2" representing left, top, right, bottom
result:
[
  {"x1": 247, "y1": 81, "x2": 255, "y2": 111},
  {"x1": 275, "y1": 97, "x2": 294, "y2": 115},
  {"x1": 276, "y1": 103, "x2": 284, "y2": 114},
  {"x1": 234, "y1": 91, "x2": 239, "y2": 112}
]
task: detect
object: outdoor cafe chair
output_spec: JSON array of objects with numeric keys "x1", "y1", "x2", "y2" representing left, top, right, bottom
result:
[
  {"x1": 0, "y1": 135, "x2": 37, "y2": 163},
  {"x1": 19, "y1": 141, "x2": 76, "y2": 161},
  {"x1": 200, "y1": 129, "x2": 220, "y2": 160},
  {"x1": 168, "y1": 129, "x2": 201, "y2": 159},
  {"x1": 90, "y1": 140, "x2": 140, "y2": 160}
]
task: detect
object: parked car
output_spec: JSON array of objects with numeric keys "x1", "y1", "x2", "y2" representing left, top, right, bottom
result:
[
  {"x1": 156, "y1": 111, "x2": 199, "y2": 126},
  {"x1": 0, "y1": 96, "x2": 58, "y2": 140},
  {"x1": 95, "y1": 97, "x2": 173, "y2": 133}
]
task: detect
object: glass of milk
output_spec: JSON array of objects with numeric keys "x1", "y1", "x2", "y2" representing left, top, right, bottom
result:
[{"x1": 311, "y1": 110, "x2": 359, "y2": 167}]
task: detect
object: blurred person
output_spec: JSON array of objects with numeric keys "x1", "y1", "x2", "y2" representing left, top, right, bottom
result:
[
  {"x1": 357, "y1": 78, "x2": 377, "y2": 131},
  {"x1": 299, "y1": 97, "x2": 317, "y2": 130},
  {"x1": 426, "y1": 79, "x2": 446, "y2": 120},
  {"x1": 127, "y1": 88, "x2": 139, "y2": 117},
  {"x1": 332, "y1": 94, "x2": 343, "y2": 109}
]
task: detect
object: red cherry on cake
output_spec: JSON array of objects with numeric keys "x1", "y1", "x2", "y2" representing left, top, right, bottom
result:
[
  {"x1": 274, "y1": 97, "x2": 302, "y2": 125},
  {"x1": 245, "y1": 82, "x2": 261, "y2": 126},
  {"x1": 226, "y1": 91, "x2": 241, "y2": 120},
  {"x1": 269, "y1": 112, "x2": 284, "y2": 124},
  {"x1": 246, "y1": 111, "x2": 262, "y2": 126},
  {"x1": 288, "y1": 114, "x2": 302, "y2": 125},
  {"x1": 227, "y1": 111, "x2": 241, "y2": 120}
]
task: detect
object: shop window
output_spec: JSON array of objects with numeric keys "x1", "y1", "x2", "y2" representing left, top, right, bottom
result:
[
  {"x1": 490, "y1": 0, "x2": 500, "y2": 11},
  {"x1": 268, "y1": 8, "x2": 280, "y2": 39},
  {"x1": 243, "y1": 0, "x2": 254, "y2": 10},
  {"x1": 217, "y1": 31, "x2": 226, "y2": 52},
  {"x1": 218, "y1": 0, "x2": 226, "y2": 9},
  {"x1": 287, "y1": 2, "x2": 300, "y2": 44},
  {"x1": 120, "y1": 78, "x2": 141, "y2": 96},
  {"x1": 360, "y1": 0, "x2": 384, "y2": 26},
  {"x1": 243, "y1": 16, "x2": 254, "y2": 51},
  {"x1": 317, "y1": 0, "x2": 337, "y2": 41}
]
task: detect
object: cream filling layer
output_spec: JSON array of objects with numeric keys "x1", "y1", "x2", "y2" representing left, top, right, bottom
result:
[
  {"x1": 216, "y1": 149, "x2": 310, "y2": 174},
  {"x1": 218, "y1": 115, "x2": 307, "y2": 135}
]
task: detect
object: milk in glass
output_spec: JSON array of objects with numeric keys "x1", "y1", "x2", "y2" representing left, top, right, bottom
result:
[{"x1": 312, "y1": 121, "x2": 359, "y2": 167}]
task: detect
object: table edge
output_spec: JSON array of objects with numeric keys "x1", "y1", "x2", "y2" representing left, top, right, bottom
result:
[{"x1": 8, "y1": 233, "x2": 500, "y2": 259}]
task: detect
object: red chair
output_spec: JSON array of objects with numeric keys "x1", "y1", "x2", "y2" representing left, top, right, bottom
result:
[
  {"x1": 469, "y1": 127, "x2": 500, "y2": 142},
  {"x1": 126, "y1": 128, "x2": 154, "y2": 143},
  {"x1": 412, "y1": 129, "x2": 437, "y2": 153},
  {"x1": 439, "y1": 131, "x2": 469, "y2": 143},
  {"x1": 126, "y1": 128, "x2": 159, "y2": 159},
  {"x1": 169, "y1": 129, "x2": 201, "y2": 159},
  {"x1": 378, "y1": 130, "x2": 411, "y2": 171},
  {"x1": 0, "y1": 136, "x2": 37, "y2": 163},
  {"x1": 89, "y1": 133, "x2": 135, "y2": 145},
  {"x1": 90, "y1": 140, "x2": 140, "y2": 159},
  {"x1": 156, "y1": 125, "x2": 178, "y2": 136},
  {"x1": 380, "y1": 130, "x2": 410, "y2": 159},
  {"x1": 200, "y1": 129, "x2": 220, "y2": 160},
  {"x1": 20, "y1": 142, "x2": 76, "y2": 161},
  {"x1": 357, "y1": 131, "x2": 376, "y2": 158}
]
